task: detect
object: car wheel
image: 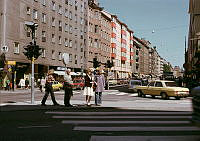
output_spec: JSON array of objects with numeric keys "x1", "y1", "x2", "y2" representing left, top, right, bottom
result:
[
  {"x1": 161, "y1": 92, "x2": 168, "y2": 100},
  {"x1": 175, "y1": 96, "x2": 180, "y2": 100},
  {"x1": 142, "y1": 94, "x2": 146, "y2": 98},
  {"x1": 138, "y1": 90, "x2": 143, "y2": 97}
]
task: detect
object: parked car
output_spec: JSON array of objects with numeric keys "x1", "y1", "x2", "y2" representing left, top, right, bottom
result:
[
  {"x1": 108, "y1": 79, "x2": 117, "y2": 86},
  {"x1": 127, "y1": 80, "x2": 142, "y2": 92},
  {"x1": 71, "y1": 79, "x2": 84, "y2": 90},
  {"x1": 136, "y1": 80, "x2": 189, "y2": 100},
  {"x1": 52, "y1": 81, "x2": 63, "y2": 91}
]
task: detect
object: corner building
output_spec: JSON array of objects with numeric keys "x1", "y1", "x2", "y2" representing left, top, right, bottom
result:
[{"x1": 0, "y1": 0, "x2": 88, "y2": 84}]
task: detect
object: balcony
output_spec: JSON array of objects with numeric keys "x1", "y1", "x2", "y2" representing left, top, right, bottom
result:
[
  {"x1": 111, "y1": 53, "x2": 116, "y2": 59},
  {"x1": 121, "y1": 56, "x2": 127, "y2": 61},
  {"x1": 130, "y1": 60, "x2": 134, "y2": 63},
  {"x1": 130, "y1": 52, "x2": 134, "y2": 56},
  {"x1": 111, "y1": 43, "x2": 116, "y2": 48},
  {"x1": 111, "y1": 33, "x2": 116, "y2": 38},
  {"x1": 121, "y1": 39, "x2": 127, "y2": 44},
  {"x1": 111, "y1": 22, "x2": 116, "y2": 28},
  {"x1": 121, "y1": 30, "x2": 126, "y2": 36},
  {"x1": 121, "y1": 47, "x2": 127, "y2": 52}
]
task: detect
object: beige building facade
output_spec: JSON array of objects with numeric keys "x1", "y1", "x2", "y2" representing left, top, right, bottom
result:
[{"x1": 0, "y1": 0, "x2": 88, "y2": 82}]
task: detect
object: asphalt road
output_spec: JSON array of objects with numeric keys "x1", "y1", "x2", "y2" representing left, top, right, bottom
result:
[{"x1": 0, "y1": 86, "x2": 199, "y2": 141}]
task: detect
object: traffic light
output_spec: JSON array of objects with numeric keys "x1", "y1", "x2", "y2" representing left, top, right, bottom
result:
[
  {"x1": 23, "y1": 42, "x2": 42, "y2": 60},
  {"x1": 0, "y1": 53, "x2": 6, "y2": 69},
  {"x1": 93, "y1": 58, "x2": 101, "y2": 68},
  {"x1": 106, "y1": 60, "x2": 114, "y2": 68}
]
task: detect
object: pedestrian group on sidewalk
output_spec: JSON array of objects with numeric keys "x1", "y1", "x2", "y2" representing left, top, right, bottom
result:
[{"x1": 41, "y1": 68, "x2": 105, "y2": 107}]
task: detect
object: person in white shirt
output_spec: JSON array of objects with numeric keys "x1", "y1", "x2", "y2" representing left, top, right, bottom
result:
[{"x1": 64, "y1": 69, "x2": 73, "y2": 107}]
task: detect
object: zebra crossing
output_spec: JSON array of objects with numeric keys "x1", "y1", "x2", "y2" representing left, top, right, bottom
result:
[{"x1": 45, "y1": 110, "x2": 200, "y2": 141}]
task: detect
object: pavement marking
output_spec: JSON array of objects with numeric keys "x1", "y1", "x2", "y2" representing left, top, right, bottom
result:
[
  {"x1": 90, "y1": 136, "x2": 200, "y2": 141},
  {"x1": 129, "y1": 93, "x2": 138, "y2": 97},
  {"x1": 62, "y1": 120, "x2": 190, "y2": 124},
  {"x1": 46, "y1": 111, "x2": 192, "y2": 115},
  {"x1": 53, "y1": 115, "x2": 192, "y2": 119},
  {"x1": 74, "y1": 126, "x2": 200, "y2": 131},
  {"x1": 18, "y1": 125, "x2": 51, "y2": 129}
]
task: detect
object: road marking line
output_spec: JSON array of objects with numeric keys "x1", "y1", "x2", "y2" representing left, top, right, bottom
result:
[
  {"x1": 46, "y1": 111, "x2": 192, "y2": 115},
  {"x1": 18, "y1": 125, "x2": 51, "y2": 129},
  {"x1": 74, "y1": 126, "x2": 200, "y2": 131},
  {"x1": 53, "y1": 115, "x2": 192, "y2": 119},
  {"x1": 62, "y1": 120, "x2": 190, "y2": 124},
  {"x1": 90, "y1": 136, "x2": 200, "y2": 141}
]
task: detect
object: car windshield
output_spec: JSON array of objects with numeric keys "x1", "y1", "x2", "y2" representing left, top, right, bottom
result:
[
  {"x1": 131, "y1": 81, "x2": 141, "y2": 85},
  {"x1": 165, "y1": 82, "x2": 177, "y2": 87}
]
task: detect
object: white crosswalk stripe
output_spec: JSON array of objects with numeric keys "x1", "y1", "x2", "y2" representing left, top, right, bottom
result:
[{"x1": 45, "y1": 110, "x2": 200, "y2": 141}]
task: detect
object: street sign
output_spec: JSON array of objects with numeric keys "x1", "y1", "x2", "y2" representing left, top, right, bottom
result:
[
  {"x1": 7, "y1": 61, "x2": 16, "y2": 65},
  {"x1": 1, "y1": 46, "x2": 8, "y2": 52}
]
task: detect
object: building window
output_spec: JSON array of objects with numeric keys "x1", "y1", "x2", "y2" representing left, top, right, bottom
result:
[
  {"x1": 65, "y1": 0, "x2": 68, "y2": 5},
  {"x1": 27, "y1": 31, "x2": 31, "y2": 37},
  {"x1": 65, "y1": 38, "x2": 68, "y2": 47},
  {"x1": 69, "y1": 54, "x2": 72, "y2": 62},
  {"x1": 75, "y1": 14, "x2": 77, "y2": 23},
  {"x1": 69, "y1": 40, "x2": 72, "y2": 48},
  {"x1": 52, "y1": 34, "x2": 55, "y2": 43},
  {"x1": 42, "y1": 13, "x2": 46, "y2": 23},
  {"x1": 75, "y1": 1, "x2": 78, "y2": 10},
  {"x1": 59, "y1": 21, "x2": 62, "y2": 31},
  {"x1": 94, "y1": 39, "x2": 98, "y2": 48},
  {"x1": 58, "y1": 52, "x2": 62, "y2": 60},
  {"x1": 80, "y1": 18, "x2": 84, "y2": 25},
  {"x1": 74, "y1": 41, "x2": 77, "y2": 50},
  {"x1": 52, "y1": 1, "x2": 56, "y2": 11},
  {"x1": 69, "y1": 11, "x2": 72, "y2": 20},
  {"x1": 59, "y1": 36, "x2": 62, "y2": 44},
  {"x1": 65, "y1": 23, "x2": 68, "y2": 32},
  {"x1": 52, "y1": 17, "x2": 55, "y2": 27},
  {"x1": 52, "y1": 50, "x2": 56, "y2": 60},
  {"x1": 27, "y1": 7, "x2": 31, "y2": 15},
  {"x1": 33, "y1": 9, "x2": 38, "y2": 19},
  {"x1": 80, "y1": 43, "x2": 83, "y2": 52},
  {"x1": 65, "y1": 9, "x2": 68, "y2": 17},
  {"x1": 42, "y1": 31, "x2": 46, "y2": 42},
  {"x1": 41, "y1": 48, "x2": 46, "y2": 58},
  {"x1": 42, "y1": 0, "x2": 46, "y2": 6},
  {"x1": 69, "y1": 0, "x2": 73, "y2": 6},
  {"x1": 14, "y1": 42, "x2": 19, "y2": 54},
  {"x1": 69, "y1": 25, "x2": 73, "y2": 34},
  {"x1": 58, "y1": 5, "x2": 62, "y2": 14},
  {"x1": 75, "y1": 55, "x2": 77, "y2": 64},
  {"x1": 95, "y1": 25, "x2": 98, "y2": 33},
  {"x1": 74, "y1": 28, "x2": 77, "y2": 36}
]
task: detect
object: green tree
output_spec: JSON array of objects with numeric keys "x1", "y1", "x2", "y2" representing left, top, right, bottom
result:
[{"x1": 163, "y1": 64, "x2": 171, "y2": 73}]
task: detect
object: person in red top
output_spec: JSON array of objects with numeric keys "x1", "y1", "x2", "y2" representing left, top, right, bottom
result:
[{"x1": 41, "y1": 69, "x2": 59, "y2": 106}]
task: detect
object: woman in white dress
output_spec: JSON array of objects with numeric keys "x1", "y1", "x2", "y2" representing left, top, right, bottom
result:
[{"x1": 83, "y1": 69, "x2": 95, "y2": 106}]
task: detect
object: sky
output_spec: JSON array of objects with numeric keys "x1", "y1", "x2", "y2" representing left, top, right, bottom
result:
[{"x1": 99, "y1": 0, "x2": 189, "y2": 68}]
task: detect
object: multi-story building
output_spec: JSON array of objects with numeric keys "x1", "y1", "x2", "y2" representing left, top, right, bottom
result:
[
  {"x1": 184, "y1": 0, "x2": 200, "y2": 82},
  {"x1": 0, "y1": 0, "x2": 88, "y2": 84},
  {"x1": 110, "y1": 15, "x2": 134, "y2": 79},
  {"x1": 86, "y1": 0, "x2": 111, "y2": 70}
]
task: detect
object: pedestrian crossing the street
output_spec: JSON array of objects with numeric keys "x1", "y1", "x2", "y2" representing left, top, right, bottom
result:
[{"x1": 45, "y1": 110, "x2": 200, "y2": 141}]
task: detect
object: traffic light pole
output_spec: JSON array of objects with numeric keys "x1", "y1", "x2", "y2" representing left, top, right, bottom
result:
[{"x1": 31, "y1": 57, "x2": 35, "y2": 104}]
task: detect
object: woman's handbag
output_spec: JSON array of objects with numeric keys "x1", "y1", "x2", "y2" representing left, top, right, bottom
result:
[{"x1": 93, "y1": 82, "x2": 97, "y2": 91}]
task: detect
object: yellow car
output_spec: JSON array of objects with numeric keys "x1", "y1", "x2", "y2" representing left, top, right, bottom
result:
[
  {"x1": 136, "y1": 80, "x2": 189, "y2": 100},
  {"x1": 52, "y1": 81, "x2": 63, "y2": 91}
]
